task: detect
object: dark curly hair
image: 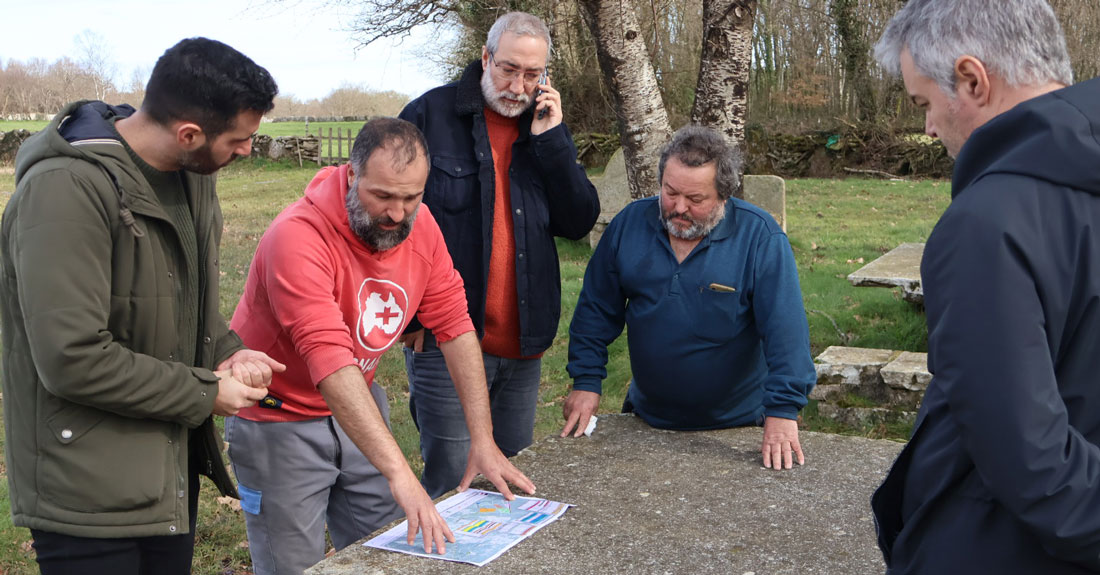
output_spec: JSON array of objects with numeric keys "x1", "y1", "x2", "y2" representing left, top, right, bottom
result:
[{"x1": 658, "y1": 125, "x2": 743, "y2": 200}]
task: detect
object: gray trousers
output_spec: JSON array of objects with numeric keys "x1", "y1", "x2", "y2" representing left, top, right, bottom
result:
[{"x1": 225, "y1": 383, "x2": 401, "y2": 575}]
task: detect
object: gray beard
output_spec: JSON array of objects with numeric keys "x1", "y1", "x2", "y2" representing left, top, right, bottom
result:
[
  {"x1": 346, "y1": 179, "x2": 417, "y2": 251},
  {"x1": 659, "y1": 201, "x2": 726, "y2": 241},
  {"x1": 481, "y1": 69, "x2": 531, "y2": 118}
]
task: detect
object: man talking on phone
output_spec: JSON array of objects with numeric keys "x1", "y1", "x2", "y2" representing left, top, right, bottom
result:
[{"x1": 400, "y1": 11, "x2": 599, "y2": 498}]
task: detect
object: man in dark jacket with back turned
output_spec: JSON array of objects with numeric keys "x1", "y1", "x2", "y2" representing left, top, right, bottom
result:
[
  {"x1": 871, "y1": 1, "x2": 1100, "y2": 572},
  {"x1": 399, "y1": 12, "x2": 599, "y2": 497},
  {"x1": 1, "y1": 38, "x2": 283, "y2": 574}
]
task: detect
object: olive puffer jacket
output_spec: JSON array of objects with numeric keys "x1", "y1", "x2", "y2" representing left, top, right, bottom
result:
[{"x1": 1, "y1": 101, "x2": 244, "y2": 538}]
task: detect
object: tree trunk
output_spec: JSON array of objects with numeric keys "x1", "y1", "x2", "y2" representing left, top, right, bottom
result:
[
  {"x1": 831, "y1": 0, "x2": 876, "y2": 123},
  {"x1": 577, "y1": 0, "x2": 671, "y2": 199},
  {"x1": 691, "y1": 0, "x2": 756, "y2": 192}
]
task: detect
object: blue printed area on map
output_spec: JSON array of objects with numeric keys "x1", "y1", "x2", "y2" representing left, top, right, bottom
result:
[{"x1": 378, "y1": 491, "x2": 568, "y2": 564}]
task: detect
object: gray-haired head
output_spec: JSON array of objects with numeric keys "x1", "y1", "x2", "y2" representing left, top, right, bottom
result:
[
  {"x1": 874, "y1": 0, "x2": 1072, "y2": 94},
  {"x1": 348, "y1": 117, "x2": 428, "y2": 179},
  {"x1": 486, "y1": 12, "x2": 552, "y2": 61},
  {"x1": 658, "y1": 125, "x2": 743, "y2": 201}
]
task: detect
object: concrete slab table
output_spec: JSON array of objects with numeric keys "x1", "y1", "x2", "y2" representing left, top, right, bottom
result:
[
  {"x1": 307, "y1": 414, "x2": 903, "y2": 575},
  {"x1": 847, "y1": 242, "x2": 925, "y2": 304}
]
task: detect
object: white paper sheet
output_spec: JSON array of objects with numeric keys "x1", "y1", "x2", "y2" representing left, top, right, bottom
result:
[{"x1": 364, "y1": 489, "x2": 573, "y2": 567}]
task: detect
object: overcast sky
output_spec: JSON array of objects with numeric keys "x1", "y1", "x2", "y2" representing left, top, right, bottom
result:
[{"x1": 0, "y1": 0, "x2": 452, "y2": 100}]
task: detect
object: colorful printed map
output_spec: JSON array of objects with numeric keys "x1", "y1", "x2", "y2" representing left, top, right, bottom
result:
[{"x1": 364, "y1": 489, "x2": 572, "y2": 566}]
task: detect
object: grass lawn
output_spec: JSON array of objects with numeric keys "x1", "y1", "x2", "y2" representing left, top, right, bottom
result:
[
  {"x1": 0, "y1": 121, "x2": 48, "y2": 132},
  {"x1": 258, "y1": 121, "x2": 366, "y2": 138},
  {"x1": 0, "y1": 160, "x2": 950, "y2": 573}
]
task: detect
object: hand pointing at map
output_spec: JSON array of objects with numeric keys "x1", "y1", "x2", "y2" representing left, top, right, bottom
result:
[{"x1": 439, "y1": 332, "x2": 537, "y2": 499}]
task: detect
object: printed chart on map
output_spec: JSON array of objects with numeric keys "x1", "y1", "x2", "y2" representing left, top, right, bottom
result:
[{"x1": 364, "y1": 489, "x2": 573, "y2": 566}]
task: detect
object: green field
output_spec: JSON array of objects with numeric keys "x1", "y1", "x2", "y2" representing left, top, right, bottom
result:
[
  {"x1": 258, "y1": 121, "x2": 367, "y2": 138},
  {"x1": 0, "y1": 121, "x2": 48, "y2": 132},
  {"x1": 0, "y1": 159, "x2": 949, "y2": 573}
]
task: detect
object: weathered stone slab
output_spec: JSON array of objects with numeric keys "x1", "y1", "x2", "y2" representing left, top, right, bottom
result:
[
  {"x1": 589, "y1": 149, "x2": 633, "y2": 248},
  {"x1": 817, "y1": 404, "x2": 917, "y2": 430},
  {"x1": 809, "y1": 383, "x2": 848, "y2": 402},
  {"x1": 743, "y1": 174, "x2": 786, "y2": 231},
  {"x1": 847, "y1": 243, "x2": 925, "y2": 304},
  {"x1": 814, "y1": 346, "x2": 896, "y2": 387},
  {"x1": 888, "y1": 388, "x2": 925, "y2": 411},
  {"x1": 881, "y1": 352, "x2": 931, "y2": 392},
  {"x1": 308, "y1": 414, "x2": 901, "y2": 575}
]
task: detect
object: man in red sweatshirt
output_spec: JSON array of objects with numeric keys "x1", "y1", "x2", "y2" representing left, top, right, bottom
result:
[{"x1": 226, "y1": 117, "x2": 535, "y2": 575}]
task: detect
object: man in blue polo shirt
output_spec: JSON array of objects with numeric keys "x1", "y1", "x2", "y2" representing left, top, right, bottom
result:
[{"x1": 561, "y1": 125, "x2": 816, "y2": 470}]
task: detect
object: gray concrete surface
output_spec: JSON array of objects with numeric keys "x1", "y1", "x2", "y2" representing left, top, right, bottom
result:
[
  {"x1": 307, "y1": 414, "x2": 902, "y2": 575},
  {"x1": 846, "y1": 242, "x2": 925, "y2": 304}
]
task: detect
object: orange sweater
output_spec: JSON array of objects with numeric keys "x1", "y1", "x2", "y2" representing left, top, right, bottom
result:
[{"x1": 480, "y1": 108, "x2": 535, "y2": 358}]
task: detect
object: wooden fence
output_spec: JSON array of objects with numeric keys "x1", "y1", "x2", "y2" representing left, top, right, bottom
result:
[{"x1": 314, "y1": 127, "x2": 357, "y2": 165}]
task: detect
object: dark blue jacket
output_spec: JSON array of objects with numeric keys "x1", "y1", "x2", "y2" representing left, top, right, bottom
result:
[
  {"x1": 399, "y1": 61, "x2": 599, "y2": 356},
  {"x1": 872, "y1": 77, "x2": 1100, "y2": 574},
  {"x1": 567, "y1": 196, "x2": 815, "y2": 429}
]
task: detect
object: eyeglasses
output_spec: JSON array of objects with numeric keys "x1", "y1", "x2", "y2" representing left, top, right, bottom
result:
[{"x1": 488, "y1": 52, "x2": 545, "y2": 87}]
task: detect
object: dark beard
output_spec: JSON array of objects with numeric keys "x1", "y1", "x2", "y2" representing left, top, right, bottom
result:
[
  {"x1": 179, "y1": 143, "x2": 236, "y2": 175},
  {"x1": 346, "y1": 181, "x2": 417, "y2": 250}
]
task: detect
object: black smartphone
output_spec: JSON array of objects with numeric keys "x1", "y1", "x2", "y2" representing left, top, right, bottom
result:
[{"x1": 536, "y1": 70, "x2": 549, "y2": 120}]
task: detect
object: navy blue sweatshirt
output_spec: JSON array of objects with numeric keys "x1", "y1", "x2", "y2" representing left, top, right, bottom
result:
[{"x1": 567, "y1": 196, "x2": 815, "y2": 430}]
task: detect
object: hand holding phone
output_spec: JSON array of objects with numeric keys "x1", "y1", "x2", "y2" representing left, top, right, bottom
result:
[{"x1": 536, "y1": 70, "x2": 549, "y2": 120}]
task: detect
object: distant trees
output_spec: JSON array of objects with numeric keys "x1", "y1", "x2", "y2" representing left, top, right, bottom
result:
[
  {"x1": 8, "y1": 0, "x2": 1099, "y2": 140},
  {"x1": 263, "y1": 0, "x2": 1099, "y2": 191},
  {"x1": 0, "y1": 54, "x2": 408, "y2": 120},
  {"x1": 0, "y1": 56, "x2": 143, "y2": 117},
  {"x1": 269, "y1": 86, "x2": 409, "y2": 118}
]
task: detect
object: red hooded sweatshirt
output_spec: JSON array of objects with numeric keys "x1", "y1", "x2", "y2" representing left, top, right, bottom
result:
[{"x1": 232, "y1": 164, "x2": 473, "y2": 422}]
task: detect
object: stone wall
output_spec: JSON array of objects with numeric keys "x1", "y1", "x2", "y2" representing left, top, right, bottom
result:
[
  {"x1": 0, "y1": 130, "x2": 33, "y2": 165},
  {"x1": 2, "y1": 131, "x2": 339, "y2": 167},
  {"x1": 812, "y1": 346, "x2": 930, "y2": 428},
  {"x1": 251, "y1": 134, "x2": 323, "y2": 165},
  {"x1": 269, "y1": 115, "x2": 375, "y2": 123}
]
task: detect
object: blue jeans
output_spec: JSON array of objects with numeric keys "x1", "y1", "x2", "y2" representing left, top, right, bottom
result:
[{"x1": 404, "y1": 332, "x2": 541, "y2": 498}]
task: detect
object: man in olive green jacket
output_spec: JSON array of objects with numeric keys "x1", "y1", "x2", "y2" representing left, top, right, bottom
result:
[{"x1": 1, "y1": 38, "x2": 283, "y2": 574}]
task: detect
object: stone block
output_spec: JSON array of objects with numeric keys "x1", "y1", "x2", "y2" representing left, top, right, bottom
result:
[
  {"x1": 881, "y1": 351, "x2": 931, "y2": 391},
  {"x1": 589, "y1": 149, "x2": 633, "y2": 249},
  {"x1": 847, "y1": 243, "x2": 924, "y2": 305},
  {"x1": 809, "y1": 383, "x2": 848, "y2": 402},
  {"x1": 888, "y1": 388, "x2": 925, "y2": 411},
  {"x1": 817, "y1": 403, "x2": 917, "y2": 429},
  {"x1": 742, "y1": 174, "x2": 786, "y2": 231},
  {"x1": 814, "y1": 346, "x2": 896, "y2": 387}
]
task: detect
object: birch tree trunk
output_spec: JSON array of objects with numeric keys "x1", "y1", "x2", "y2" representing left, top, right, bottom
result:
[
  {"x1": 577, "y1": 0, "x2": 671, "y2": 199},
  {"x1": 691, "y1": 0, "x2": 756, "y2": 192}
]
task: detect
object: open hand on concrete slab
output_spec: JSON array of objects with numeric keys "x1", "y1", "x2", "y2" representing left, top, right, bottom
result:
[
  {"x1": 762, "y1": 416, "x2": 805, "y2": 470},
  {"x1": 561, "y1": 389, "x2": 601, "y2": 438}
]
